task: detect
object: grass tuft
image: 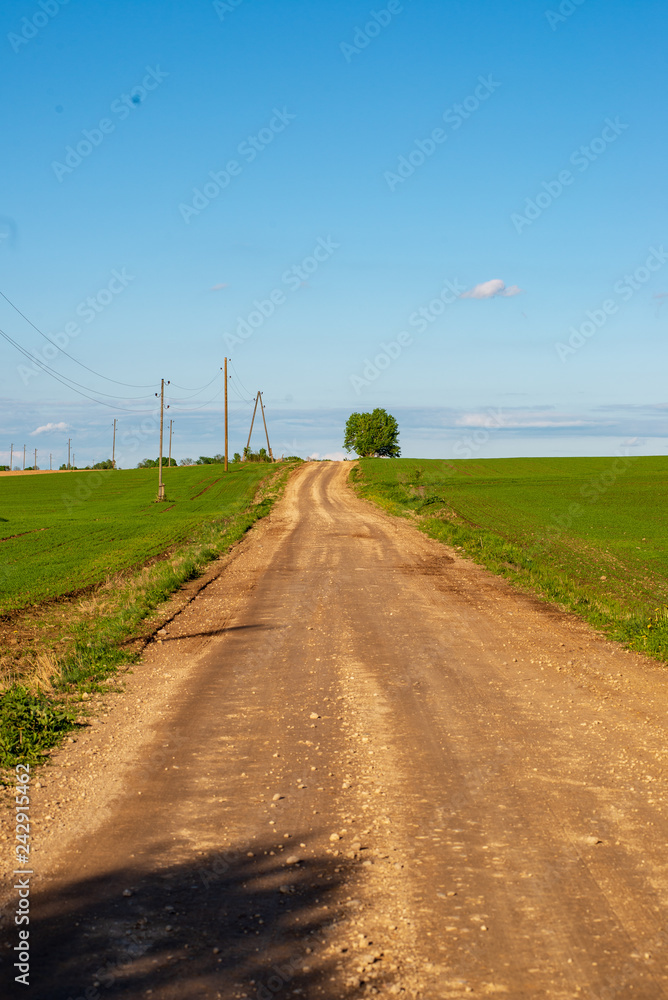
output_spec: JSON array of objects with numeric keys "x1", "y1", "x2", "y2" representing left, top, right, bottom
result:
[{"x1": 0, "y1": 687, "x2": 78, "y2": 766}]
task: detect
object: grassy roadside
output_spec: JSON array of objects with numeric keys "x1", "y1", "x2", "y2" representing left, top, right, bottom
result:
[
  {"x1": 0, "y1": 463, "x2": 294, "y2": 768},
  {"x1": 0, "y1": 463, "x2": 281, "y2": 613},
  {"x1": 351, "y1": 457, "x2": 668, "y2": 664}
]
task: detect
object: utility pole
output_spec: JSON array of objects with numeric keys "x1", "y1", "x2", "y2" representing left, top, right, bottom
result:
[
  {"x1": 34, "y1": 448, "x2": 37, "y2": 470},
  {"x1": 224, "y1": 357, "x2": 228, "y2": 472},
  {"x1": 168, "y1": 419, "x2": 173, "y2": 468},
  {"x1": 245, "y1": 391, "x2": 274, "y2": 462},
  {"x1": 23, "y1": 445, "x2": 25, "y2": 471},
  {"x1": 155, "y1": 379, "x2": 170, "y2": 500},
  {"x1": 9, "y1": 443, "x2": 12, "y2": 470},
  {"x1": 112, "y1": 419, "x2": 117, "y2": 469},
  {"x1": 245, "y1": 392, "x2": 260, "y2": 460},
  {"x1": 49, "y1": 453, "x2": 52, "y2": 471},
  {"x1": 72, "y1": 453, "x2": 75, "y2": 468},
  {"x1": 259, "y1": 392, "x2": 274, "y2": 461},
  {"x1": 67, "y1": 438, "x2": 71, "y2": 470}
]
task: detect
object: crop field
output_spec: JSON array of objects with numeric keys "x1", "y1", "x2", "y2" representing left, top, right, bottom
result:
[
  {"x1": 0, "y1": 464, "x2": 277, "y2": 614},
  {"x1": 0, "y1": 462, "x2": 288, "y2": 764},
  {"x1": 354, "y1": 456, "x2": 668, "y2": 660}
]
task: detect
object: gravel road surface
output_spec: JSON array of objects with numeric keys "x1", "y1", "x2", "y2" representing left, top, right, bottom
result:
[{"x1": 4, "y1": 461, "x2": 668, "y2": 1000}]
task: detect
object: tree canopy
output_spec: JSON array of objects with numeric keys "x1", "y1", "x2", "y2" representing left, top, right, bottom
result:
[
  {"x1": 137, "y1": 457, "x2": 178, "y2": 468},
  {"x1": 243, "y1": 446, "x2": 272, "y2": 463},
  {"x1": 343, "y1": 409, "x2": 400, "y2": 458}
]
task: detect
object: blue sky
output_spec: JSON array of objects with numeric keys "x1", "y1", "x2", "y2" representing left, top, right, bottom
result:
[{"x1": 0, "y1": 0, "x2": 666, "y2": 465}]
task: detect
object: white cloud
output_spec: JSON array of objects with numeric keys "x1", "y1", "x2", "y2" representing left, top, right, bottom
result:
[
  {"x1": 461, "y1": 279, "x2": 522, "y2": 300},
  {"x1": 210, "y1": 282, "x2": 229, "y2": 291},
  {"x1": 455, "y1": 411, "x2": 590, "y2": 429},
  {"x1": 30, "y1": 421, "x2": 68, "y2": 436},
  {"x1": 307, "y1": 451, "x2": 346, "y2": 461}
]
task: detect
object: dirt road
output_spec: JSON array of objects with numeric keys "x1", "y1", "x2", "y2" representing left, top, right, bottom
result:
[{"x1": 4, "y1": 462, "x2": 668, "y2": 999}]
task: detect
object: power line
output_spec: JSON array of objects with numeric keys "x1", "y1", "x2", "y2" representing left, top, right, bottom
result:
[
  {"x1": 0, "y1": 321, "x2": 233, "y2": 420},
  {"x1": 167, "y1": 387, "x2": 225, "y2": 412},
  {"x1": 227, "y1": 403, "x2": 253, "y2": 417},
  {"x1": 166, "y1": 375, "x2": 222, "y2": 403},
  {"x1": 228, "y1": 374, "x2": 254, "y2": 404},
  {"x1": 229, "y1": 384, "x2": 251, "y2": 404},
  {"x1": 0, "y1": 325, "x2": 157, "y2": 413},
  {"x1": 0, "y1": 288, "x2": 155, "y2": 388},
  {"x1": 229, "y1": 360, "x2": 253, "y2": 398},
  {"x1": 169, "y1": 373, "x2": 221, "y2": 393},
  {"x1": 0, "y1": 297, "x2": 258, "y2": 432},
  {"x1": 0, "y1": 324, "x2": 155, "y2": 400}
]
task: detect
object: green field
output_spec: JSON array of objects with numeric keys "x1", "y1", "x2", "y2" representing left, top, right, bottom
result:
[
  {"x1": 0, "y1": 465, "x2": 277, "y2": 614},
  {"x1": 0, "y1": 463, "x2": 286, "y2": 766},
  {"x1": 354, "y1": 456, "x2": 668, "y2": 660}
]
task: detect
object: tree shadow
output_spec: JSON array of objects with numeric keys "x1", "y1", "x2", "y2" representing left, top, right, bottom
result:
[
  {"x1": 29, "y1": 837, "x2": 363, "y2": 1000},
  {"x1": 159, "y1": 624, "x2": 274, "y2": 643}
]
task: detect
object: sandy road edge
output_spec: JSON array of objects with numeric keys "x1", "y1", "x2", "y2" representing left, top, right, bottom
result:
[
  {"x1": 0, "y1": 463, "x2": 289, "y2": 688},
  {"x1": 0, "y1": 463, "x2": 310, "y2": 905}
]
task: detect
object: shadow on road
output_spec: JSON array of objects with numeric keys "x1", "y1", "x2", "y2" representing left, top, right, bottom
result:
[
  {"x1": 30, "y1": 837, "x2": 361, "y2": 1000},
  {"x1": 160, "y1": 624, "x2": 276, "y2": 642}
]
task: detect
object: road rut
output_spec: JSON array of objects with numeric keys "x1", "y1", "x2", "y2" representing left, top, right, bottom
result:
[{"x1": 4, "y1": 461, "x2": 668, "y2": 999}]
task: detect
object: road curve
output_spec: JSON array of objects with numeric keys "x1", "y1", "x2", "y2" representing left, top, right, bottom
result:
[{"x1": 9, "y1": 461, "x2": 668, "y2": 1000}]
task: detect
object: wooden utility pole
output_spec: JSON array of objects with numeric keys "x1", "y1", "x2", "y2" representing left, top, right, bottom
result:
[
  {"x1": 112, "y1": 419, "x2": 117, "y2": 469},
  {"x1": 9, "y1": 443, "x2": 12, "y2": 470},
  {"x1": 155, "y1": 379, "x2": 170, "y2": 500},
  {"x1": 259, "y1": 392, "x2": 274, "y2": 461},
  {"x1": 168, "y1": 419, "x2": 173, "y2": 468},
  {"x1": 224, "y1": 357, "x2": 228, "y2": 472},
  {"x1": 49, "y1": 453, "x2": 52, "y2": 471},
  {"x1": 245, "y1": 391, "x2": 274, "y2": 462},
  {"x1": 67, "y1": 438, "x2": 71, "y2": 470},
  {"x1": 245, "y1": 392, "x2": 260, "y2": 459}
]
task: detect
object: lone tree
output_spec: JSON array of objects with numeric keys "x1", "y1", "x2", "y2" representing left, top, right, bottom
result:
[{"x1": 343, "y1": 408, "x2": 400, "y2": 458}]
